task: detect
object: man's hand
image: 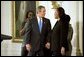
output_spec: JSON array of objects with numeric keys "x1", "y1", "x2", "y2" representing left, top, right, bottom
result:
[
  {"x1": 26, "y1": 44, "x2": 31, "y2": 52},
  {"x1": 45, "y1": 42, "x2": 50, "y2": 49},
  {"x1": 61, "y1": 47, "x2": 65, "y2": 56}
]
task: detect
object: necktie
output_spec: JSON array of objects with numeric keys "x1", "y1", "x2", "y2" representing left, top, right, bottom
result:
[{"x1": 39, "y1": 18, "x2": 42, "y2": 33}]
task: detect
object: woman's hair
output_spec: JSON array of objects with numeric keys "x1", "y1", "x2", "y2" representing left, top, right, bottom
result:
[
  {"x1": 25, "y1": 10, "x2": 35, "y2": 19},
  {"x1": 57, "y1": 7, "x2": 70, "y2": 22},
  {"x1": 57, "y1": 7, "x2": 65, "y2": 17}
]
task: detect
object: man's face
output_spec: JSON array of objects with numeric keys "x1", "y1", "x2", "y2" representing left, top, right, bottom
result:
[
  {"x1": 54, "y1": 9, "x2": 59, "y2": 19},
  {"x1": 38, "y1": 8, "x2": 46, "y2": 17}
]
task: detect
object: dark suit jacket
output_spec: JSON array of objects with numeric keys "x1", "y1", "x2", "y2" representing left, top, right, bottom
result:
[
  {"x1": 51, "y1": 19, "x2": 69, "y2": 52},
  {"x1": 24, "y1": 17, "x2": 51, "y2": 52}
]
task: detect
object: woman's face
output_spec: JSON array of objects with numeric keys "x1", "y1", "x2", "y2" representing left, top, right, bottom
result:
[
  {"x1": 28, "y1": 12, "x2": 34, "y2": 19},
  {"x1": 54, "y1": 9, "x2": 59, "y2": 19}
]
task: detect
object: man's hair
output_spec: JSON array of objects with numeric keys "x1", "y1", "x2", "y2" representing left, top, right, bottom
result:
[{"x1": 36, "y1": 5, "x2": 45, "y2": 12}]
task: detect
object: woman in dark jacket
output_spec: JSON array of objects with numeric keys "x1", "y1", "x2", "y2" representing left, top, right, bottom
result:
[{"x1": 51, "y1": 7, "x2": 69, "y2": 56}]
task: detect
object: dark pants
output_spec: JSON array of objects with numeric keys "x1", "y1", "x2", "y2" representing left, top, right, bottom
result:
[
  {"x1": 51, "y1": 51, "x2": 61, "y2": 56},
  {"x1": 31, "y1": 47, "x2": 45, "y2": 56},
  {"x1": 21, "y1": 46, "x2": 28, "y2": 56},
  {"x1": 44, "y1": 48, "x2": 51, "y2": 56},
  {"x1": 52, "y1": 51, "x2": 67, "y2": 56},
  {"x1": 21, "y1": 45, "x2": 51, "y2": 56},
  {"x1": 31, "y1": 45, "x2": 51, "y2": 56}
]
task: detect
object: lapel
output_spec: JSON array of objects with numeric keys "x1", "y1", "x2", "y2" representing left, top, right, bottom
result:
[
  {"x1": 53, "y1": 21, "x2": 59, "y2": 30},
  {"x1": 33, "y1": 17, "x2": 40, "y2": 34},
  {"x1": 33, "y1": 17, "x2": 46, "y2": 34},
  {"x1": 41, "y1": 17, "x2": 46, "y2": 34}
]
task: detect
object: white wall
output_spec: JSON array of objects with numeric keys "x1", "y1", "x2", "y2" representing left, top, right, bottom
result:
[{"x1": 1, "y1": 1, "x2": 12, "y2": 36}]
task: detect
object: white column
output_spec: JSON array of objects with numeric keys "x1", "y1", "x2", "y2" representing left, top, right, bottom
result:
[
  {"x1": 77, "y1": 1, "x2": 83, "y2": 56},
  {"x1": 1, "y1": 1, "x2": 12, "y2": 36}
]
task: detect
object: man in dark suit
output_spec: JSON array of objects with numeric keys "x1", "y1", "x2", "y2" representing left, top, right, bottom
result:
[
  {"x1": 51, "y1": 7, "x2": 69, "y2": 56},
  {"x1": 25, "y1": 6, "x2": 51, "y2": 56}
]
